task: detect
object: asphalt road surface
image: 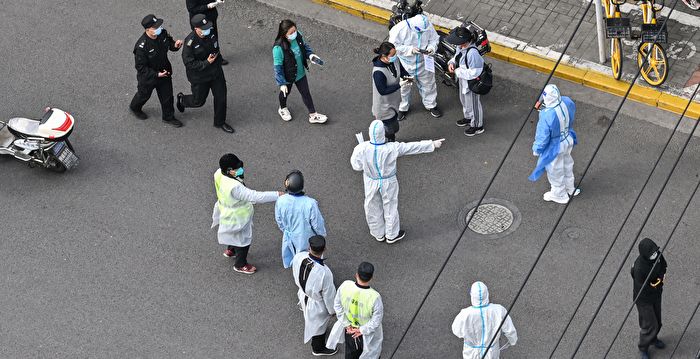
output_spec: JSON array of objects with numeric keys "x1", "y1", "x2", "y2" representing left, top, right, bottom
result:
[{"x1": 0, "y1": 0, "x2": 698, "y2": 358}]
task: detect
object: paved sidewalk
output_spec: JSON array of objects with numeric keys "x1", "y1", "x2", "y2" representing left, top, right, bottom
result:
[{"x1": 365, "y1": 0, "x2": 700, "y2": 100}]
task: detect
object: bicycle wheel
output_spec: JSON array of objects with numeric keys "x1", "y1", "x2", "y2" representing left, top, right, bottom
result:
[
  {"x1": 682, "y1": 0, "x2": 700, "y2": 10},
  {"x1": 637, "y1": 42, "x2": 668, "y2": 86},
  {"x1": 611, "y1": 38, "x2": 623, "y2": 80}
]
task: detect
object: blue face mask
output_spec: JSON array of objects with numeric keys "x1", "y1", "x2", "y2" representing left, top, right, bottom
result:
[
  {"x1": 153, "y1": 26, "x2": 163, "y2": 36},
  {"x1": 287, "y1": 31, "x2": 298, "y2": 41},
  {"x1": 388, "y1": 55, "x2": 398, "y2": 63},
  {"x1": 235, "y1": 167, "x2": 244, "y2": 177},
  {"x1": 201, "y1": 28, "x2": 211, "y2": 36}
]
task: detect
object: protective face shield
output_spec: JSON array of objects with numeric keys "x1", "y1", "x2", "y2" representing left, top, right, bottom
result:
[
  {"x1": 200, "y1": 28, "x2": 212, "y2": 36},
  {"x1": 541, "y1": 84, "x2": 562, "y2": 108},
  {"x1": 285, "y1": 170, "x2": 304, "y2": 194},
  {"x1": 287, "y1": 31, "x2": 298, "y2": 41},
  {"x1": 153, "y1": 26, "x2": 163, "y2": 36},
  {"x1": 411, "y1": 15, "x2": 429, "y2": 33}
]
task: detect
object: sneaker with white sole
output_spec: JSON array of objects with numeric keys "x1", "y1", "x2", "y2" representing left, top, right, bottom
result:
[
  {"x1": 386, "y1": 230, "x2": 406, "y2": 244},
  {"x1": 309, "y1": 113, "x2": 328, "y2": 124},
  {"x1": 375, "y1": 236, "x2": 385, "y2": 242},
  {"x1": 278, "y1": 107, "x2": 292, "y2": 121},
  {"x1": 543, "y1": 191, "x2": 569, "y2": 204},
  {"x1": 233, "y1": 264, "x2": 257, "y2": 274},
  {"x1": 312, "y1": 347, "x2": 338, "y2": 356}
]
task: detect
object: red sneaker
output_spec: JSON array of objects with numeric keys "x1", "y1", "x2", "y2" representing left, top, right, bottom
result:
[
  {"x1": 234, "y1": 264, "x2": 257, "y2": 274},
  {"x1": 223, "y1": 249, "x2": 235, "y2": 258}
]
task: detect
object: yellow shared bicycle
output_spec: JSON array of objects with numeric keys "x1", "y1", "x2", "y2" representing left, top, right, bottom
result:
[{"x1": 603, "y1": 0, "x2": 669, "y2": 86}]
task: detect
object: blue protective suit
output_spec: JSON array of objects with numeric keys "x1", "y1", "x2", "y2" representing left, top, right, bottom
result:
[
  {"x1": 529, "y1": 96, "x2": 577, "y2": 182},
  {"x1": 275, "y1": 193, "x2": 327, "y2": 268}
]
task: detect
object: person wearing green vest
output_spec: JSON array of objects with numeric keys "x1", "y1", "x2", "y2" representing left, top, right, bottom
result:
[
  {"x1": 327, "y1": 262, "x2": 384, "y2": 358},
  {"x1": 211, "y1": 153, "x2": 282, "y2": 274}
]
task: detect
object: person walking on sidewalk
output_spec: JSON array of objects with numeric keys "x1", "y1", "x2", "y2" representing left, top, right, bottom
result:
[
  {"x1": 446, "y1": 26, "x2": 485, "y2": 137},
  {"x1": 291, "y1": 235, "x2": 338, "y2": 356},
  {"x1": 371, "y1": 42, "x2": 410, "y2": 142},
  {"x1": 273, "y1": 19, "x2": 327, "y2": 124},
  {"x1": 185, "y1": 0, "x2": 229, "y2": 65},
  {"x1": 451, "y1": 281, "x2": 518, "y2": 359},
  {"x1": 275, "y1": 170, "x2": 327, "y2": 268},
  {"x1": 388, "y1": 14, "x2": 442, "y2": 120},
  {"x1": 350, "y1": 120, "x2": 444, "y2": 244},
  {"x1": 529, "y1": 84, "x2": 580, "y2": 204},
  {"x1": 129, "y1": 14, "x2": 183, "y2": 128},
  {"x1": 631, "y1": 238, "x2": 667, "y2": 359},
  {"x1": 177, "y1": 14, "x2": 234, "y2": 133},
  {"x1": 212, "y1": 153, "x2": 282, "y2": 274},
  {"x1": 327, "y1": 262, "x2": 383, "y2": 359}
]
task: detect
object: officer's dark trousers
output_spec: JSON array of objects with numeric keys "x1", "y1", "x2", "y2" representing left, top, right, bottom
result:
[
  {"x1": 226, "y1": 245, "x2": 249, "y2": 269},
  {"x1": 130, "y1": 77, "x2": 175, "y2": 121},
  {"x1": 182, "y1": 76, "x2": 227, "y2": 126},
  {"x1": 636, "y1": 298, "x2": 662, "y2": 351}
]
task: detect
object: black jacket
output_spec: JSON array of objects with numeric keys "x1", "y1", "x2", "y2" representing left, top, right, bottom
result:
[
  {"x1": 274, "y1": 34, "x2": 311, "y2": 85},
  {"x1": 182, "y1": 31, "x2": 223, "y2": 83},
  {"x1": 186, "y1": 0, "x2": 218, "y2": 23},
  {"x1": 133, "y1": 30, "x2": 179, "y2": 85},
  {"x1": 631, "y1": 238, "x2": 667, "y2": 304}
]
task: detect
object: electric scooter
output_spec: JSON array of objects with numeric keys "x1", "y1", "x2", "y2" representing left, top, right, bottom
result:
[{"x1": 0, "y1": 107, "x2": 79, "y2": 172}]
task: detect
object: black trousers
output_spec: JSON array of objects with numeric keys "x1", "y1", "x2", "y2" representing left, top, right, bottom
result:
[
  {"x1": 226, "y1": 245, "x2": 250, "y2": 268},
  {"x1": 182, "y1": 76, "x2": 227, "y2": 126},
  {"x1": 636, "y1": 298, "x2": 662, "y2": 351},
  {"x1": 130, "y1": 77, "x2": 175, "y2": 121},
  {"x1": 279, "y1": 75, "x2": 316, "y2": 113},
  {"x1": 381, "y1": 111, "x2": 399, "y2": 142},
  {"x1": 344, "y1": 333, "x2": 363, "y2": 359},
  {"x1": 311, "y1": 334, "x2": 326, "y2": 352}
]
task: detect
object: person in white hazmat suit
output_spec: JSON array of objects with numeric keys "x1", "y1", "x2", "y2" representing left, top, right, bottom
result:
[
  {"x1": 326, "y1": 262, "x2": 383, "y2": 359},
  {"x1": 211, "y1": 153, "x2": 282, "y2": 275},
  {"x1": 389, "y1": 13, "x2": 443, "y2": 120},
  {"x1": 528, "y1": 84, "x2": 580, "y2": 204},
  {"x1": 350, "y1": 119, "x2": 444, "y2": 243},
  {"x1": 452, "y1": 281, "x2": 518, "y2": 359},
  {"x1": 291, "y1": 235, "x2": 338, "y2": 356}
]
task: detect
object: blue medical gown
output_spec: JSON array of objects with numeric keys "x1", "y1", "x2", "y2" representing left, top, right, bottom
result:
[
  {"x1": 529, "y1": 97, "x2": 577, "y2": 181},
  {"x1": 275, "y1": 194, "x2": 327, "y2": 268}
]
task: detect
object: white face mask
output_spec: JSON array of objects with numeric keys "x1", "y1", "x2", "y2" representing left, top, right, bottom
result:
[{"x1": 649, "y1": 251, "x2": 658, "y2": 260}]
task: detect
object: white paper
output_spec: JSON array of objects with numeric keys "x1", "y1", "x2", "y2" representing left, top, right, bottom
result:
[
  {"x1": 424, "y1": 54, "x2": 435, "y2": 73},
  {"x1": 355, "y1": 132, "x2": 364, "y2": 144}
]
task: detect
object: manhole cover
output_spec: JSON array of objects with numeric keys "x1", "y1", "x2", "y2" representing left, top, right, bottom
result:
[{"x1": 466, "y1": 204, "x2": 514, "y2": 235}]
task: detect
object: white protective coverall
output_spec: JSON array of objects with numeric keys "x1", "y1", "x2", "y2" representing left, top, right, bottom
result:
[
  {"x1": 389, "y1": 14, "x2": 440, "y2": 112},
  {"x1": 211, "y1": 169, "x2": 279, "y2": 247},
  {"x1": 350, "y1": 120, "x2": 436, "y2": 240},
  {"x1": 326, "y1": 280, "x2": 384, "y2": 359},
  {"x1": 292, "y1": 251, "x2": 336, "y2": 343},
  {"x1": 451, "y1": 281, "x2": 518, "y2": 359}
]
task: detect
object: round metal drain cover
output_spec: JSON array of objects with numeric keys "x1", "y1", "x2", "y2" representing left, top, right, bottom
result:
[
  {"x1": 459, "y1": 198, "x2": 521, "y2": 239},
  {"x1": 466, "y1": 204, "x2": 514, "y2": 235}
]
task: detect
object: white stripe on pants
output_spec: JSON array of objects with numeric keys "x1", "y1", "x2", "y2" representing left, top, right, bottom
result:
[
  {"x1": 545, "y1": 139, "x2": 575, "y2": 200},
  {"x1": 460, "y1": 90, "x2": 483, "y2": 128}
]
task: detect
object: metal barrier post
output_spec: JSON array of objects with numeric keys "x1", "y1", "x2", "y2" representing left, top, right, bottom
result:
[{"x1": 594, "y1": 0, "x2": 607, "y2": 63}]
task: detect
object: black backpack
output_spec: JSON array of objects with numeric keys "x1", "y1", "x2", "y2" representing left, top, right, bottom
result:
[{"x1": 456, "y1": 47, "x2": 493, "y2": 95}]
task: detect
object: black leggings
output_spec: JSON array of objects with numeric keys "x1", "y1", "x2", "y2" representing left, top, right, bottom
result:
[
  {"x1": 226, "y1": 245, "x2": 250, "y2": 268},
  {"x1": 279, "y1": 75, "x2": 316, "y2": 113}
]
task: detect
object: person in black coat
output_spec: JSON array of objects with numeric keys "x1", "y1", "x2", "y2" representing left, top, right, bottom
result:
[
  {"x1": 631, "y1": 238, "x2": 667, "y2": 359},
  {"x1": 186, "y1": 0, "x2": 229, "y2": 65},
  {"x1": 129, "y1": 15, "x2": 183, "y2": 127}
]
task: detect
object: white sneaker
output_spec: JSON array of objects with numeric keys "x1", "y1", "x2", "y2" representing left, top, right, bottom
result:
[
  {"x1": 543, "y1": 191, "x2": 569, "y2": 204},
  {"x1": 569, "y1": 188, "x2": 581, "y2": 197},
  {"x1": 309, "y1": 113, "x2": 327, "y2": 124},
  {"x1": 278, "y1": 107, "x2": 292, "y2": 122},
  {"x1": 375, "y1": 236, "x2": 385, "y2": 242}
]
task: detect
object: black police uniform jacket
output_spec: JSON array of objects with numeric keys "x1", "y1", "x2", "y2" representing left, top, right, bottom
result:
[
  {"x1": 134, "y1": 30, "x2": 179, "y2": 86},
  {"x1": 182, "y1": 32, "x2": 223, "y2": 84},
  {"x1": 186, "y1": 0, "x2": 218, "y2": 23},
  {"x1": 631, "y1": 238, "x2": 667, "y2": 304}
]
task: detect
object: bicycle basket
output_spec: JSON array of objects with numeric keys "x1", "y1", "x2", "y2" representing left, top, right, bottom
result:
[
  {"x1": 641, "y1": 23, "x2": 668, "y2": 43},
  {"x1": 605, "y1": 18, "x2": 631, "y2": 38}
]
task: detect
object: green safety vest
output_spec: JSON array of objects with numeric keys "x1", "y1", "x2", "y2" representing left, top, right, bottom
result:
[
  {"x1": 214, "y1": 169, "x2": 254, "y2": 226},
  {"x1": 340, "y1": 283, "x2": 380, "y2": 327}
]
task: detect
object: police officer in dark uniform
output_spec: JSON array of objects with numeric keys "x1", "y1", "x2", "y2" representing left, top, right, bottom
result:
[
  {"x1": 177, "y1": 14, "x2": 234, "y2": 133},
  {"x1": 186, "y1": 0, "x2": 229, "y2": 65},
  {"x1": 129, "y1": 14, "x2": 183, "y2": 127}
]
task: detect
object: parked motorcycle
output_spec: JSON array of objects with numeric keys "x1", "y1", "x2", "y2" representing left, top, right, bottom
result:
[
  {"x1": 0, "y1": 107, "x2": 79, "y2": 172},
  {"x1": 388, "y1": 0, "x2": 491, "y2": 88}
]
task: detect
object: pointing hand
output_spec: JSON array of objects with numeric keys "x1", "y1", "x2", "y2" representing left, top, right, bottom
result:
[{"x1": 433, "y1": 138, "x2": 445, "y2": 149}]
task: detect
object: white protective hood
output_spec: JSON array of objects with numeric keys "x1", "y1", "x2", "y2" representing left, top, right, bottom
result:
[
  {"x1": 369, "y1": 119, "x2": 386, "y2": 145},
  {"x1": 542, "y1": 84, "x2": 562, "y2": 108},
  {"x1": 470, "y1": 281, "x2": 490, "y2": 308}
]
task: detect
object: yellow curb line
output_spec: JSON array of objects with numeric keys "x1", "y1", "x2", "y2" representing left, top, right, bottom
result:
[{"x1": 313, "y1": 0, "x2": 700, "y2": 119}]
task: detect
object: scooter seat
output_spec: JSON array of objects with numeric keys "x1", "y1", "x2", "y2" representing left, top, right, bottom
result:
[{"x1": 7, "y1": 108, "x2": 74, "y2": 140}]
